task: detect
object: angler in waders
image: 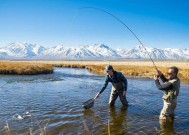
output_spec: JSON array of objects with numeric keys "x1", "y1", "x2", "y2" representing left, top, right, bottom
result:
[
  {"x1": 153, "y1": 66, "x2": 180, "y2": 121},
  {"x1": 95, "y1": 65, "x2": 128, "y2": 107}
]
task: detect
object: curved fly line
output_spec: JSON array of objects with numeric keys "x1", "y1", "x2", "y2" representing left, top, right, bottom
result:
[{"x1": 78, "y1": 7, "x2": 158, "y2": 72}]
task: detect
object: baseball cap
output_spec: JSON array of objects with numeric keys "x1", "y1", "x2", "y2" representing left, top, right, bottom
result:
[{"x1": 104, "y1": 65, "x2": 113, "y2": 72}]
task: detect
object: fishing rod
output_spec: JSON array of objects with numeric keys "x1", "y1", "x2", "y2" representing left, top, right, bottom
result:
[{"x1": 79, "y1": 7, "x2": 158, "y2": 72}]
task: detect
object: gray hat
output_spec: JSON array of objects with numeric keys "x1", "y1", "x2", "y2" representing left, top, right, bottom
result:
[{"x1": 104, "y1": 65, "x2": 113, "y2": 72}]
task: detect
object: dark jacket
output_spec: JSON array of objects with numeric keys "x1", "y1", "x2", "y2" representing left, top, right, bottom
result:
[
  {"x1": 99, "y1": 71, "x2": 127, "y2": 94},
  {"x1": 155, "y1": 74, "x2": 173, "y2": 90},
  {"x1": 155, "y1": 74, "x2": 180, "y2": 100}
]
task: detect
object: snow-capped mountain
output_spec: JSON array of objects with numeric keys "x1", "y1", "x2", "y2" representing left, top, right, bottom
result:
[
  {"x1": 117, "y1": 45, "x2": 189, "y2": 60},
  {"x1": 0, "y1": 42, "x2": 188, "y2": 60},
  {"x1": 38, "y1": 44, "x2": 120, "y2": 59},
  {"x1": 0, "y1": 42, "x2": 46, "y2": 58}
]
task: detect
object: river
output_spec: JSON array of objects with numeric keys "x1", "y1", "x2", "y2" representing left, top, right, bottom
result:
[{"x1": 0, "y1": 67, "x2": 188, "y2": 134}]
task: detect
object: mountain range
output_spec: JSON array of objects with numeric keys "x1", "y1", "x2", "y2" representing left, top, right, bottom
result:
[{"x1": 0, "y1": 42, "x2": 188, "y2": 60}]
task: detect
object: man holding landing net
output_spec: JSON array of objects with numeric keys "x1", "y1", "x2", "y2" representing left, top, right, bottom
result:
[
  {"x1": 154, "y1": 66, "x2": 180, "y2": 121},
  {"x1": 95, "y1": 65, "x2": 128, "y2": 107}
]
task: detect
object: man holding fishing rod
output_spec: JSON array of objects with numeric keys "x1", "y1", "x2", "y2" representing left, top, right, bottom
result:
[
  {"x1": 94, "y1": 65, "x2": 128, "y2": 107},
  {"x1": 153, "y1": 66, "x2": 180, "y2": 121}
]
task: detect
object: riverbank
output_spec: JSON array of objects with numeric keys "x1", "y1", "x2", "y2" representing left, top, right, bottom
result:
[
  {"x1": 0, "y1": 60, "x2": 188, "y2": 83},
  {"x1": 0, "y1": 60, "x2": 53, "y2": 75},
  {"x1": 35, "y1": 60, "x2": 189, "y2": 83}
]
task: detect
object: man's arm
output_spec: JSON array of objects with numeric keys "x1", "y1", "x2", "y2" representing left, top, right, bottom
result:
[
  {"x1": 99, "y1": 76, "x2": 109, "y2": 94},
  {"x1": 159, "y1": 74, "x2": 168, "y2": 83},
  {"x1": 155, "y1": 79, "x2": 173, "y2": 90},
  {"x1": 95, "y1": 76, "x2": 109, "y2": 99}
]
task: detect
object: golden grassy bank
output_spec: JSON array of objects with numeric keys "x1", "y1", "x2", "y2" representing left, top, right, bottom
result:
[
  {"x1": 0, "y1": 60, "x2": 188, "y2": 83},
  {"x1": 45, "y1": 60, "x2": 188, "y2": 83},
  {"x1": 86, "y1": 64, "x2": 189, "y2": 82},
  {"x1": 0, "y1": 60, "x2": 53, "y2": 75}
]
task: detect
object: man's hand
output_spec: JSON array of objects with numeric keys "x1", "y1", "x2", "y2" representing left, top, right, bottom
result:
[
  {"x1": 94, "y1": 92, "x2": 100, "y2": 99},
  {"x1": 153, "y1": 75, "x2": 158, "y2": 80},
  {"x1": 157, "y1": 70, "x2": 162, "y2": 76},
  {"x1": 123, "y1": 91, "x2": 126, "y2": 96}
]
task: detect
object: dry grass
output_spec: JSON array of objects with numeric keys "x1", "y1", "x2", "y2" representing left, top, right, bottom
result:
[
  {"x1": 0, "y1": 60, "x2": 53, "y2": 75},
  {"x1": 43, "y1": 60, "x2": 188, "y2": 83},
  {"x1": 31, "y1": 60, "x2": 189, "y2": 69},
  {"x1": 0, "y1": 60, "x2": 188, "y2": 83},
  {"x1": 85, "y1": 64, "x2": 188, "y2": 83}
]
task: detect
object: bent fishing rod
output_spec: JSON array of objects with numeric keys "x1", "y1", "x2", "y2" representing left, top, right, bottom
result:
[{"x1": 79, "y1": 7, "x2": 158, "y2": 72}]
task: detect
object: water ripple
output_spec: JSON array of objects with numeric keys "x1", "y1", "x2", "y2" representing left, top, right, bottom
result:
[{"x1": 0, "y1": 67, "x2": 188, "y2": 134}]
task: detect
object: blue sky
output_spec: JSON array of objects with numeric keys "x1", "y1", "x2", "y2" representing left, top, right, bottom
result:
[{"x1": 0, "y1": 0, "x2": 188, "y2": 49}]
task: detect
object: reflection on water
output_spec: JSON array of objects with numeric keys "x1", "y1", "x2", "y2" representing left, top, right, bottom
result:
[
  {"x1": 0, "y1": 67, "x2": 189, "y2": 134},
  {"x1": 109, "y1": 106, "x2": 128, "y2": 134},
  {"x1": 159, "y1": 120, "x2": 176, "y2": 135}
]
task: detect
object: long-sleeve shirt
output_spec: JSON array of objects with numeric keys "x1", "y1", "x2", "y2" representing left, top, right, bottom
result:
[
  {"x1": 155, "y1": 74, "x2": 173, "y2": 91},
  {"x1": 99, "y1": 71, "x2": 127, "y2": 94}
]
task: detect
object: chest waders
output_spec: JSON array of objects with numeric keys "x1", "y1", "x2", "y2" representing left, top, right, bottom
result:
[
  {"x1": 160, "y1": 78, "x2": 180, "y2": 120},
  {"x1": 162, "y1": 78, "x2": 180, "y2": 101},
  {"x1": 109, "y1": 82, "x2": 128, "y2": 106}
]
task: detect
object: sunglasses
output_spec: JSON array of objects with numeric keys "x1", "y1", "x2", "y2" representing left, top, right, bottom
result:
[{"x1": 167, "y1": 72, "x2": 172, "y2": 75}]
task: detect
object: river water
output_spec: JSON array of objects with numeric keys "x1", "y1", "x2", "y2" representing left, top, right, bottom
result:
[{"x1": 0, "y1": 67, "x2": 188, "y2": 134}]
